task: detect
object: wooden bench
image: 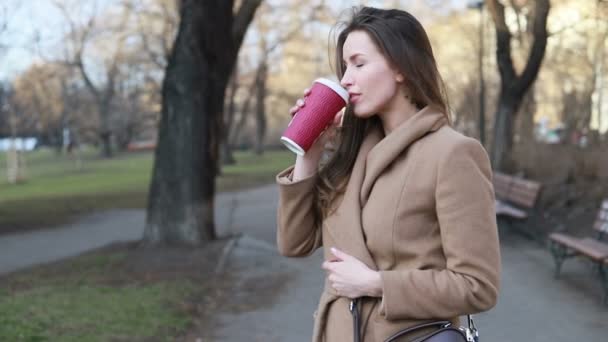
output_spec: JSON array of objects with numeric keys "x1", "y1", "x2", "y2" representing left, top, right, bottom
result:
[
  {"x1": 493, "y1": 172, "x2": 542, "y2": 219},
  {"x1": 548, "y1": 199, "x2": 608, "y2": 304}
]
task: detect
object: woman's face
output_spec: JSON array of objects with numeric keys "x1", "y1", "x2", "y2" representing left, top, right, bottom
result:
[{"x1": 340, "y1": 30, "x2": 404, "y2": 119}]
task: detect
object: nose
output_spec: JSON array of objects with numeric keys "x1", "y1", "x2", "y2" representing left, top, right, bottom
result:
[{"x1": 340, "y1": 69, "x2": 353, "y2": 89}]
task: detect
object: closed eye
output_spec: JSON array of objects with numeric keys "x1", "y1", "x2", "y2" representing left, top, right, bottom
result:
[{"x1": 342, "y1": 63, "x2": 364, "y2": 69}]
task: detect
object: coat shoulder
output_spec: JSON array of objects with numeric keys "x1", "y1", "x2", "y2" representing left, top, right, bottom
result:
[
  {"x1": 426, "y1": 125, "x2": 479, "y2": 146},
  {"x1": 423, "y1": 126, "x2": 488, "y2": 158}
]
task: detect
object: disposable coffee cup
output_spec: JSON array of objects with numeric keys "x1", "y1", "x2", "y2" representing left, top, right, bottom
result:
[{"x1": 280, "y1": 78, "x2": 349, "y2": 156}]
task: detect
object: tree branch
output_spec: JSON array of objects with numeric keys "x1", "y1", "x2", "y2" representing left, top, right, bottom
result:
[
  {"x1": 232, "y1": 0, "x2": 263, "y2": 50},
  {"x1": 516, "y1": 0, "x2": 550, "y2": 96},
  {"x1": 487, "y1": 0, "x2": 517, "y2": 87}
]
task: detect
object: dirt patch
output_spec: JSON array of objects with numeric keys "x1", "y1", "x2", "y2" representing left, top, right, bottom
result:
[{"x1": 177, "y1": 238, "x2": 295, "y2": 341}]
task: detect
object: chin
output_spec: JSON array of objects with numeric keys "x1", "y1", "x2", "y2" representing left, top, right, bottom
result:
[{"x1": 353, "y1": 107, "x2": 376, "y2": 119}]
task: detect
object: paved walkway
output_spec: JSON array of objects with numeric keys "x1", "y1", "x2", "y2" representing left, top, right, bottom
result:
[{"x1": 1, "y1": 184, "x2": 607, "y2": 341}]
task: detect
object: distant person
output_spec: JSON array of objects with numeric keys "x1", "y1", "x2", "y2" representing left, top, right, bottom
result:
[{"x1": 275, "y1": 6, "x2": 500, "y2": 342}]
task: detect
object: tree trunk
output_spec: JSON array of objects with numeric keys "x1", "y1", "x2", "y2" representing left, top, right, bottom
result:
[
  {"x1": 230, "y1": 78, "x2": 256, "y2": 149},
  {"x1": 488, "y1": 0, "x2": 550, "y2": 171},
  {"x1": 491, "y1": 97, "x2": 517, "y2": 171},
  {"x1": 143, "y1": 0, "x2": 261, "y2": 245},
  {"x1": 222, "y1": 67, "x2": 238, "y2": 166},
  {"x1": 254, "y1": 60, "x2": 267, "y2": 155},
  {"x1": 99, "y1": 131, "x2": 112, "y2": 158},
  {"x1": 518, "y1": 86, "x2": 536, "y2": 146}
]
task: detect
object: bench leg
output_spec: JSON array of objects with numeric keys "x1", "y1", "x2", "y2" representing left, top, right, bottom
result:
[{"x1": 549, "y1": 242, "x2": 568, "y2": 278}]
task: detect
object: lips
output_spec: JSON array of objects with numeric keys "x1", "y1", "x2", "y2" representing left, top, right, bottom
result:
[{"x1": 349, "y1": 93, "x2": 361, "y2": 103}]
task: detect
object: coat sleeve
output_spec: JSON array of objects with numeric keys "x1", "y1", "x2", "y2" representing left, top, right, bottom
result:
[
  {"x1": 379, "y1": 138, "x2": 500, "y2": 320},
  {"x1": 276, "y1": 166, "x2": 323, "y2": 257}
]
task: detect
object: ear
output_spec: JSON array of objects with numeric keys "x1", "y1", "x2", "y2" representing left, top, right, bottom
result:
[{"x1": 395, "y1": 73, "x2": 404, "y2": 83}]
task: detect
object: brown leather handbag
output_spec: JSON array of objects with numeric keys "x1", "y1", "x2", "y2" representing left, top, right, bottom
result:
[{"x1": 350, "y1": 299, "x2": 478, "y2": 342}]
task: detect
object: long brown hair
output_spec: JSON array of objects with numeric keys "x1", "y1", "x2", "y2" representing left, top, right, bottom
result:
[{"x1": 314, "y1": 6, "x2": 451, "y2": 222}]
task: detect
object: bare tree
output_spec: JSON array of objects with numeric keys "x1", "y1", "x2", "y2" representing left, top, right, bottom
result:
[
  {"x1": 143, "y1": 0, "x2": 262, "y2": 245},
  {"x1": 250, "y1": 1, "x2": 326, "y2": 155},
  {"x1": 487, "y1": 0, "x2": 550, "y2": 170},
  {"x1": 52, "y1": 1, "x2": 133, "y2": 158},
  {"x1": 130, "y1": 0, "x2": 178, "y2": 70}
]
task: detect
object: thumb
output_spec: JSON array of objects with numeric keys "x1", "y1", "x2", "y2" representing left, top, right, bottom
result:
[{"x1": 330, "y1": 247, "x2": 351, "y2": 261}]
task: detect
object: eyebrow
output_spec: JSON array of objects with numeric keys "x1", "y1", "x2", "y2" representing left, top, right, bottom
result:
[{"x1": 342, "y1": 53, "x2": 365, "y2": 63}]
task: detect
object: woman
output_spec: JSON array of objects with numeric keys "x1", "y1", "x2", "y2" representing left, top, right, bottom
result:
[{"x1": 276, "y1": 6, "x2": 500, "y2": 342}]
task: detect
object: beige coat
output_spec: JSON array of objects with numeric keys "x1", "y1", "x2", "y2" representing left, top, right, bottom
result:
[{"x1": 276, "y1": 107, "x2": 500, "y2": 342}]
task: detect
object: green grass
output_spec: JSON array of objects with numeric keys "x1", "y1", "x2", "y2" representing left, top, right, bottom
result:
[
  {"x1": 0, "y1": 251, "x2": 197, "y2": 342},
  {"x1": 0, "y1": 148, "x2": 152, "y2": 201},
  {"x1": 0, "y1": 148, "x2": 294, "y2": 232},
  {"x1": 0, "y1": 283, "x2": 194, "y2": 341}
]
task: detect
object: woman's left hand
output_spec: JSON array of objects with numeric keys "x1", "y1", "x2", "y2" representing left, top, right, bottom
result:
[{"x1": 322, "y1": 247, "x2": 383, "y2": 298}]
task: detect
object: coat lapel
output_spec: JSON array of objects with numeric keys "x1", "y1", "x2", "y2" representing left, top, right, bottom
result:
[
  {"x1": 325, "y1": 106, "x2": 446, "y2": 269},
  {"x1": 361, "y1": 106, "x2": 446, "y2": 207}
]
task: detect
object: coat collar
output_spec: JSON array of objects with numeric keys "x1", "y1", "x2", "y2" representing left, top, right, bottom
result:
[{"x1": 325, "y1": 106, "x2": 447, "y2": 270}]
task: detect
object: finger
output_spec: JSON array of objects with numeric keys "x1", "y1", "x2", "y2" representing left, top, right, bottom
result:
[
  {"x1": 332, "y1": 285, "x2": 340, "y2": 296},
  {"x1": 303, "y1": 88, "x2": 311, "y2": 96},
  {"x1": 289, "y1": 106, "x2": 298, "y2": 115},
  {"x1": 321, "y1": 261, "x2": 332, "y2": 271},
  {"x1": 296, "y1": 98, "x2": 305, "y2": 108},
  {"x1": 328, "y1": 255, "x2": 341, "y2": 263},
  {"x1": 330, "y1": 247, "x2": 351, "y2": 261},
  {"x1": 337, "y1": 112, "x2": 345, "y2": 127},
  {"x1": 333, "y1": 112, "x2": 343, "y2": 126}
]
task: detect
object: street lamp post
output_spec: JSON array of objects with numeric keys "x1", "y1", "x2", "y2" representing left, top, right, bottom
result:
[{"x1": 468, "y1": 0, "x2": 486, "y2": 146}]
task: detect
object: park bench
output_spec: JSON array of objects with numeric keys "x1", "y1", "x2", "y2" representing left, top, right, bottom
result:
[
  {"x1": 493, "y1": 172, "x2": 542, "y2": 220},
  {"x1": 548, "y1": 199, "x2": 608, "y2": 304}
]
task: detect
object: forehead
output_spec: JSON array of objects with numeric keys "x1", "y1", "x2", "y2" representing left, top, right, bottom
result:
[{"x1": 342, "y1": 30, "x2": 382, "y2": 59}]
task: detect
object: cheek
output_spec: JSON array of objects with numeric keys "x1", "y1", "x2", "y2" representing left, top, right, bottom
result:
[
  {"x1": 365, "y1": 68, "x2": 397, "y2": 96},
  {"x1": 368, "y1": 78, "x2": 399, "y2": 107}
]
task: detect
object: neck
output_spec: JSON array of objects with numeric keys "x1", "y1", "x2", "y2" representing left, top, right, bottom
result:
[{"x1": 378, "y1": 99, "x2": 420, "y2": 135}]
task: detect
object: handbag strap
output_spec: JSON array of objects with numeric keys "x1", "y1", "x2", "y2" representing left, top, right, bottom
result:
[
  {"x1": 350, "y1": 297, "x2": 478, "y2": 342},
  {"x1": 384, "y1": 320, "x2": 453, "y2": 342},
  {"x1": 350, "y1": 299, "x2": 361, "y2": 342}
]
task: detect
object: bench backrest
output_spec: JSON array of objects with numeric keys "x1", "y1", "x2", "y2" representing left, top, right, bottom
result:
[
  {"x1": 593, "y1": 199, "x2": 608, "y2": 235},
  {"x1": 493, "y1": 172, "x2": 542, "y2": 209},
  {"x1": 508, "y1": 178, "x2": 542, "y2": 208},
  {"x1": 493, "y1": 172, "x2": 512, "y2": 199}
]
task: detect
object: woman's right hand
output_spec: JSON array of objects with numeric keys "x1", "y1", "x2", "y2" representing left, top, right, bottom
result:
[{"x1": 290, "y1": 88, "x2": 343, "y2": 181}]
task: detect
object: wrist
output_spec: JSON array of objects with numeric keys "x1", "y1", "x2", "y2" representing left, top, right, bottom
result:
[
  {"x1": 367, "y1": 271, "x2": 383, "y2": 298},
  {"x1": 293, "y1": 154, "x2": 320, "y2": 181}
]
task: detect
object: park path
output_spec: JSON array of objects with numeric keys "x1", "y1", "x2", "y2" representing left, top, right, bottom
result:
[{"x1": 1, "y1": 184, "x2": 607, "y2": 341}]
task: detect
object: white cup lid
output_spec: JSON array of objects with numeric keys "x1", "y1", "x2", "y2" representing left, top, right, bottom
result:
[{"x1": 314, "y1": 78, "x2": 349, "y2": 104}]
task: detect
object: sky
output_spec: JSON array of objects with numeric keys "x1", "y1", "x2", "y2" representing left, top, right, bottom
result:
[
  {"x1": 1, "y1": 0, "x2": 66, "y2": 81},
  {"x1": 0, "y1": 0, "x2": 471, "y2": 82},
  {"x1": 0, "y1": 0, "x2": 122, "y2": 82}
]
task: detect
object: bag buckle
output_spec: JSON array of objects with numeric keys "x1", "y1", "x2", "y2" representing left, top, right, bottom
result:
[{"x1": 465, "y1": 315, "x2": 479, "y2": 342}]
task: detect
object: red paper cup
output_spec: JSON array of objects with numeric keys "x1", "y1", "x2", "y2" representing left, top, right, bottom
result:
[{"x1": 281, "y1": 78, "x2": 349, "y2": 156}]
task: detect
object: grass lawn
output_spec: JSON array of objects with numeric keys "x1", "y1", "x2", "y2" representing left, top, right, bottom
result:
[
  {"x1": 0, "y1": 240, "x2": 232, "y2": 342},
  {"x1": 0, "y1": 148, "x2": 294, "y2": 233}
]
